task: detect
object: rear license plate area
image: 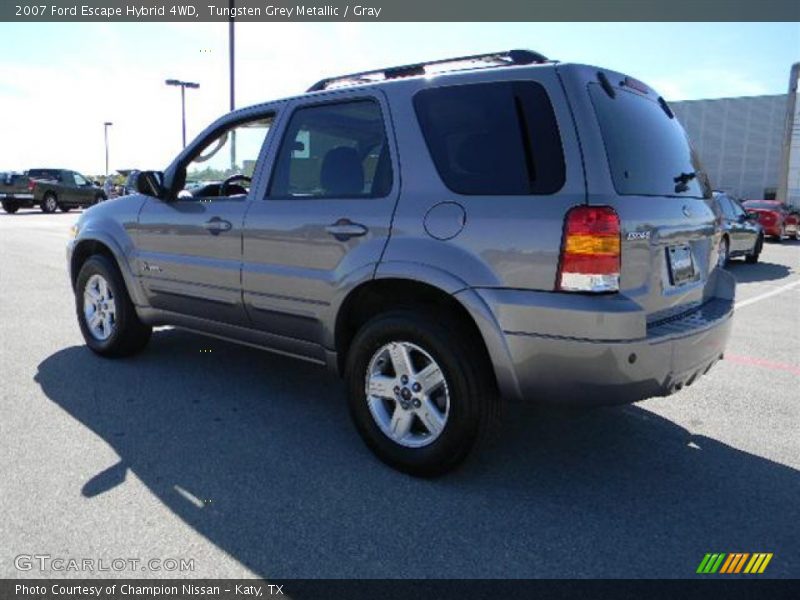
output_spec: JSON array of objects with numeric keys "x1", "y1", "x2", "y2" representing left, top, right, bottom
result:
[{"x1": 667, "y1": 244, "x2": 696, "y2": 285}]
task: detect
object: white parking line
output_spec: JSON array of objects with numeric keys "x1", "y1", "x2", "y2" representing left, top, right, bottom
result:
[{"x1": 735, "y1": 279, "x2": 800, "y2": 309}]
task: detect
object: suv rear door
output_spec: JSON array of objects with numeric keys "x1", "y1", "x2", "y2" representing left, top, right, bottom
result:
[
  {"x1": 560, "y1": 65, "x2": 721, "y2": 324},
  {"x1": 242, "y1": 92, "x2": 398, "y2": 353}
]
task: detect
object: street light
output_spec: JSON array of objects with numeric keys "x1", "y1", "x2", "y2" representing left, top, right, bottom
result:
[
  {"x1": 229, "y1": 0, "x2": 236, "y2": 171},
  {"x1": 165, "y1": 79, "x2": 200, "y2": 148},
  {"x1": 103, "y1": 122, "x2": 113, "y2": 176}
]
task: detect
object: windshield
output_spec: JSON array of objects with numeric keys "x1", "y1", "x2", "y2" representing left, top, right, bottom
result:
[{"x1": 589, "y1": 84, "x2": 711, "y2": 198}]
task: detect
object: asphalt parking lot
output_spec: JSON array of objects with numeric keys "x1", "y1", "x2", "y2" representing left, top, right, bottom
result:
[{"x1": 1, "y1": 208, "x2": 798, "y2": 579}]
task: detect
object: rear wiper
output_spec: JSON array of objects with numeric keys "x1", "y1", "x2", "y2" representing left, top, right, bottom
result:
[{"x1": 673, "y1": 171, "x2": 696, "y2": 193}]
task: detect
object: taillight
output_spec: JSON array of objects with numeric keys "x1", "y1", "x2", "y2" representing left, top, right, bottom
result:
[
  {"x1": 557, "y1": 206, "x2": 620, "y2": 293},
  {"x1": 27, "y1": 179, "x2": 35, "y2": 191}
]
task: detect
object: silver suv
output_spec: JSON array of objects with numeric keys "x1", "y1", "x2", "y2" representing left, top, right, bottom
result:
[{"x1": 67, "y1": 50, "x2": 735, "y2": 476}]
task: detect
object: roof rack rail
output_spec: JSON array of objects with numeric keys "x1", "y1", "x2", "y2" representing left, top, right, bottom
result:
[{"x1": 306, "y1": 49, "x2": 550, "y2": 92}]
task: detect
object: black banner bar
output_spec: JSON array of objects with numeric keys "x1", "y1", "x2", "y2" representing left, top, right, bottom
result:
[
  {"x1": 3, "y1": 579, "x2": 800, "y2": 600},
  {"x1": 1, "y1": 0, "x2": 799, "y2": 22}
]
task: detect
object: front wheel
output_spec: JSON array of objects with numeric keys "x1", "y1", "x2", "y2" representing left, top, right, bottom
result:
[
  {"x1": 75, "y1": 255, "x2": 152, "y2": 357},
  {"x1": 345, "y1": 310, "x2": 496, "y2": 477},
  {"x1": 745, "y1": 235, "x2": 763, "y2": 264},
  {"x1": 717, "y1": 237, "x2": 729, "y2": 268}
]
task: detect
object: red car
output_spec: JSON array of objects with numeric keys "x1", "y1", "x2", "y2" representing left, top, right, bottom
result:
[{"x1": 742, "y1": 200, "x2": 800, "y2": 241}]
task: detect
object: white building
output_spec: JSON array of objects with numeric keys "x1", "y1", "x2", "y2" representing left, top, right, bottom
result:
[{"x1": 670, "y1": 63, "x2": 799, "y2": 206}]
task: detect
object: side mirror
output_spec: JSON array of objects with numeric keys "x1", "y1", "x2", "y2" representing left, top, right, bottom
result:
[{"x1": 134, "y1": 171, "x2": 165, "y2": 198}]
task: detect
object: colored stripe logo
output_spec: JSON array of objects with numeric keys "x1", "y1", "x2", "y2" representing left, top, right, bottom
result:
[{"x1": 697, "y1": 553, "x2": 773, "y2": 574}]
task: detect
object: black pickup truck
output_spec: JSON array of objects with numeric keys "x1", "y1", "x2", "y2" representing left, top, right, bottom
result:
[{"x1": 0, "y1": 168, "x2": 106, "y2": 214}]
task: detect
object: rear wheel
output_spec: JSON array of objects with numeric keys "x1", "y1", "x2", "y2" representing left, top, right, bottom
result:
[
  {"x1": 41, "y1": 193, "x2": 58, "y2": 213},
  {"x1": 75, "y1": 255, "x2": 152, "y2": 357},
  {"x1": 1, "y1": 201, "x2": 19, "y2": 214},
  {"x1": 345, "y1": 310, "x2": 496, "y2": 477},
  {"x1": 745, "y1": 234, "x2": 763, "y2": 264}
]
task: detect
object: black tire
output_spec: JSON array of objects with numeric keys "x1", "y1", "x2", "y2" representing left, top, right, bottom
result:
[
  {"x1": 59, "y1": 205, "x2": 71, "y2": 213},
  {"x1": 75, "y1": 255, "x2": 152, "y2": 357},
  {"x1": 745, "y1": 235, "x2": 763, "y2": 264},
  {"x1": 345, "y1": 309, "x2": 496, "y2": 477},
  {"x1": 41, "y1": 192, "x2": 58, "y2": 213},
  {"x1": 718, "y1": 236, "x2": 729, "y2": 268},
  {"x1": 1, "y1": 201, "x2": 19, "y2": 214}
]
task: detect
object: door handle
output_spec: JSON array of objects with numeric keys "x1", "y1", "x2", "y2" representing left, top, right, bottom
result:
[
  {"x1": 325, "y1": 219, "x2": 368, "y2": 241},
  {"x1": 204, "y1": 217, "x2": 232, "y2": 235}
]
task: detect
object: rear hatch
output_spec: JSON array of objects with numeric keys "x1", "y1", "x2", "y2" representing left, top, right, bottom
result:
[{"x1": 584, "y1": 70, "x2": 720, "y2": 325}]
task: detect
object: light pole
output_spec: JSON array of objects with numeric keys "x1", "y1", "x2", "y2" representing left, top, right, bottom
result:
[
  {"x1": 229, "y1": 0, "x2": 236, "y2": 171},
  {"x1": 165, "y1": 79, "x2": 200, "y2": 148},
  {"x1": 103, "y1": 122, "x2": 113, "y2": 176}
]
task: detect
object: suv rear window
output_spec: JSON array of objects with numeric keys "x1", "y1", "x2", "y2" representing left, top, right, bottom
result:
[
  {"x1": 413, "y1": 81, "x2": 565, "y2": 195},
  {"x1": 589, "y1": 84, "x2": 710, "y2": 199}
]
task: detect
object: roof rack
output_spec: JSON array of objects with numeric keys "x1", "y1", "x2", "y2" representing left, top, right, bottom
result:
[{"x1": 306, "y1": 49, "x2": 550, "y2": 92}]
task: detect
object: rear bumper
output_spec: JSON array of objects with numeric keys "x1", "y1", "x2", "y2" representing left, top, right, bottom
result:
[
  {"x1": 0, "y1": 193, "x2": 34, "y2": 201},
  {"x1": 475, "y1": 270, "x2": 735, "y2": 405}
]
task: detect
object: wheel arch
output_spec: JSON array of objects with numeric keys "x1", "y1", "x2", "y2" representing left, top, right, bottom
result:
[
  {"x1": 70, "y1": 235, "x2": 146, "y2": 306},
  {"x1": 331, "y1": 267, "x2": 522, "y2": 401}
]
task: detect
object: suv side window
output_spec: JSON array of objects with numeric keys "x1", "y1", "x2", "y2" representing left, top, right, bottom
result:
[
  {"x1": 268, "y1": 99, "x2": 392, "y2": 199},
  {"x1": 73, "y1": 172, "x2": 88, "y2": 186},
  {"x1": 413, "y1": 81, "x2": 565, "y2": 195}
]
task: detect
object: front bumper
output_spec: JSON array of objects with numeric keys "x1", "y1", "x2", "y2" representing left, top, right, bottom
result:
[{"x1": 476, "y1": 270, "x2": 735, "y2": 405}]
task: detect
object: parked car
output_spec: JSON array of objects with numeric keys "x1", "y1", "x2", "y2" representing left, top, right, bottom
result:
[
  {"x1": 712, "y1": 191, "x2": 763, "y2": 264},
  {"x1": 782, "y1": 204, "x2": 800, "y2": 239},
  {"x1": 742, "y1": 199, "x2": 799, "y2": 241},
  {"x1": 0, "y1": 171, "x2": 34, "y2": 213},
  {"x1": 0, "y1": 168, "x2": 106, "y2": 213},
  {"x1": 67, "y1": 50, "x2": 735, "y2": 475}
]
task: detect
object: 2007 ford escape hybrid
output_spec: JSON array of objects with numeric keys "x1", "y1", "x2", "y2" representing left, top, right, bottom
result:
[{"x1": 67, "y1": 50, "x2": 735, "y2": 476}]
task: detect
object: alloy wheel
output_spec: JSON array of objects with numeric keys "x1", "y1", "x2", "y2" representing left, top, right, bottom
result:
[
  {"x1": 83, "y1": 274, "x2": 117, "y2": 341},
  {"x1": 364, "y1": 341, "x2": 450, "y2": 448}
]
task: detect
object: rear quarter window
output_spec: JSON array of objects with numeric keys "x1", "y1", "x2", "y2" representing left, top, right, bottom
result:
[
  {"x1": 413, "y1": 81, "x2": 565, "y2": 195},
  {"x1": 589, "y1": 84, "x2": 711, "y2": 199}
]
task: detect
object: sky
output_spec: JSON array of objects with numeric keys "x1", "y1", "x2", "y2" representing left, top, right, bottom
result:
[{"x1": 0, "y1": 22, "x2": 798, "y2": 175}]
